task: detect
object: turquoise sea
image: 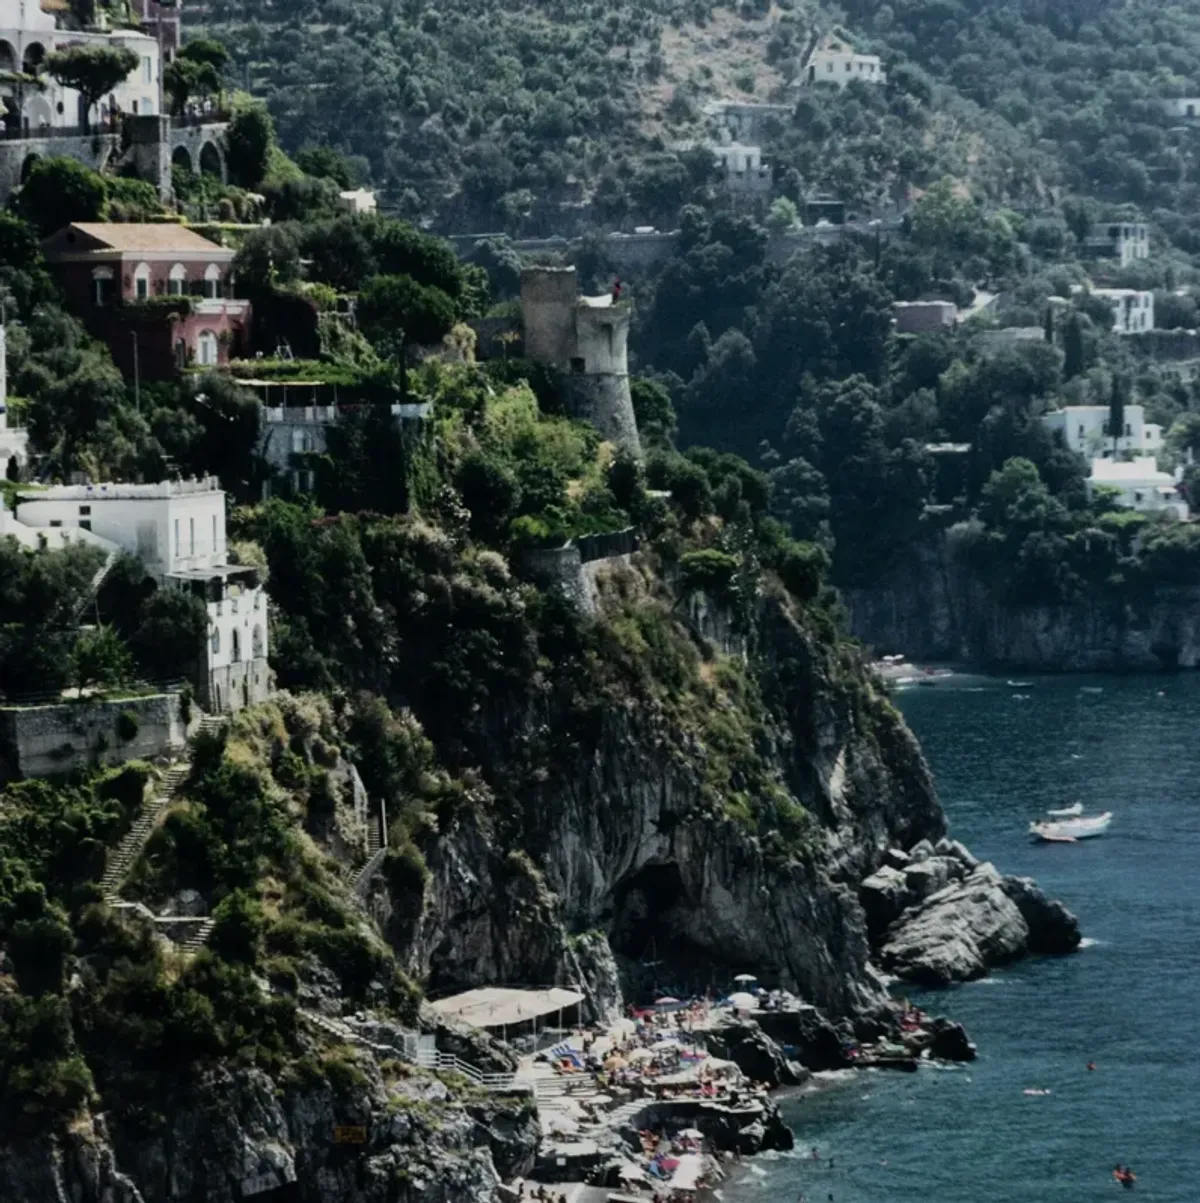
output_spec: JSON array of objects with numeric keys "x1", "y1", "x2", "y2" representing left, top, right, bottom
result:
[{"x1": 728, "y1": 673, "x2": 1200, "y2": 1203}]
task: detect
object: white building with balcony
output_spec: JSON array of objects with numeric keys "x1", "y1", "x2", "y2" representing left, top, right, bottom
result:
[
  {"x1": 11, "y1": 478, "x2": 269, "y2": 713},
  {"x1": 804, "y1": 47, "x2": 886, "y2": 88},
  {"x1": 1041, "y1": 405, "x2": 1162, "y2": 461},
  {"x1": 0, "y1": 0, "x2": 161, "y2": 132},
  {"x1": 1088, "y1": 458, "x2": 1188, "y2": 519},
  {"x1": 1085, "y1": 222, "x2": 1149, "y2": 266},
  {"x1": 1091, "y1": 288, "x2": 1155, "y2": 334}
]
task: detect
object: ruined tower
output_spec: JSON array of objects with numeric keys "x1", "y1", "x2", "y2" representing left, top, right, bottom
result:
[{"x1": 520, "y1": 266, "x2": 642, "y2": 458}]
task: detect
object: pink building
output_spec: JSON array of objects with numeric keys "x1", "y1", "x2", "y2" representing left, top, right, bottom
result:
[{"x1": 43, "y1": 223, "x2": 250, "y2": 380}]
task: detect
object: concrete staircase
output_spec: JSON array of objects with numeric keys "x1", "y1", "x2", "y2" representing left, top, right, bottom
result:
[
  {"x1": 179, "y1": 917, "x2": 215, "y2": 953},
  {"x1": 101, "y1": 758, "x2": 190, "y2": 898},
  {"x1": 351, "y1": 800, "x2": 388, "y2": 899}
]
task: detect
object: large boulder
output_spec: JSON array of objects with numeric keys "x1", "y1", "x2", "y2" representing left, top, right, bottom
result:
[
  {"x1": 859, "y1": 865, "x2": 911, "y2": 939},
  {"x1": 1000, "y1": 876, "x2": 1081, "y2": 954},
  {"x1": 702, "y1": 1019, "x2": 808, "y2": 1088},
  {"x1": 927, "y1": 1017, "x2": 977, "y2": 1062},
  {"x1": 755, "y1": 1005, "x2": 850, "y2": 1071},
  {"x1": 878, "y1": 863, "x2": 1030, "y2": 985}
]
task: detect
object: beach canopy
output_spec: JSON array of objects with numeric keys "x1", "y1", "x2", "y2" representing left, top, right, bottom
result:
[
  {"x1": 654, "y1": 996, "x2": 681, "y2": 1005},
  {"x1": 627, "y1": 1047, "x2": 655, "y2": 1062},
  {"x1": 678, "y1": 1127, "x2": 704, "y2": 1139},
  {"x1": 729, "y1": 991, "x2": 757, "y2": 1009},
  {"x1": 430, "y1": 986, "x2": 583, "y2": 1030},
  {"x1": 733, "y1": 973, "x2": 758, "y2": 983}
]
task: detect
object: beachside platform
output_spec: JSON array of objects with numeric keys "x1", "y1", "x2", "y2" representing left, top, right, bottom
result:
[{"x1": 431, "y1": 986, "x2": 584, "y2": 1031}]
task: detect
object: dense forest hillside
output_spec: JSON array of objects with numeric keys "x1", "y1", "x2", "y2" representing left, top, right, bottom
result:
[{"x1": 197, "y1": 0, "x2": 1200, "y2": 237}]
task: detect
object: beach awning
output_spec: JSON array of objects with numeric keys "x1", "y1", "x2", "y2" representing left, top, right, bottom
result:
[{"x1": 430, "y1": 987, "x2": 584, "y2": 1030}]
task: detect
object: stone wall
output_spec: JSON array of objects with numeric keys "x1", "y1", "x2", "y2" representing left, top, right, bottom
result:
[
  {"x1": 0, "y1": 692, "x2": 187, "y2": 781},
  {"x1": 204, "y1": 656, "x2": 271, "y2": 714},
  {"x1": 0, "y1": 131, "x2": 120, "y2": 201}
]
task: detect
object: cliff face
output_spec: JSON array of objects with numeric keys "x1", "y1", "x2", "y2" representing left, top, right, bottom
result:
[
  {"x1": 847, "y1": 537, "x2": 1200, "y2": 670},
  {"x1": 392, "y1": 564, "x2": 945, "y2": 1020},
  {"x1": 0, "y1": 1061, "x2": 538, "y2": 1203}
]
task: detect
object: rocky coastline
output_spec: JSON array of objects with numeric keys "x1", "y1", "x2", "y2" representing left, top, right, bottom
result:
[{"x1": 846, "y1": 534, "x2": 1200, "y2": 672}]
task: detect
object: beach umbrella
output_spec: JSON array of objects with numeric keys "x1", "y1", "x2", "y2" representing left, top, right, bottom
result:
[
  {"x1": 733, "y1": 973, "x2": 758, "y2": 983},
  {"x1": 654, "y1": 996, "x2": 681, "y2": 1005},
  {"x1": 678, "y1": 1127, "x2": 703, "y2": 1139},
  {"x1": 628, "y1": 1047, "x2": 655, "y2": 1062},
  {"x1": 729, "y1": 991, "x2": 757, "y2": 1010}
]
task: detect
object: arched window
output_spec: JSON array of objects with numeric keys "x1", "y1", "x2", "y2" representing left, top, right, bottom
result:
[
  {"x1": 231, "y1": 628, "x2": 241, "y2": 663},
  {"x1": 196, "y1": 330, "x2": 218, "y2": 366},
  {"x1": 210, "y1": 625, "x2": 220, "y2": 654},
  {"x1": 204, "y1": 263, "x2": 222, "y2": 299},
  {"x1": 92, "y1": 265, "x2": 114, "y2": 307},
  {"x1": 251, "y1": 625, "x2": 264, "y2": 657},
  {"x1": 168, "y1": 263, "x2": 186, "y2": 296},
  {"x1": 134, "y1": 262, "x2": 151, "y2": 300}
]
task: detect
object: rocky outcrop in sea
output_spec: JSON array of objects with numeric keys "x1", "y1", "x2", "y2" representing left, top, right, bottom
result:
[{"x1": 861, "y1": 838, "x2": 1081, "y2": 984}]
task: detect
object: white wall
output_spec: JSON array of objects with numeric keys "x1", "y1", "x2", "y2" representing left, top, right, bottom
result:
[
  {"x1": 1042, "y1": 405, "x2": 1151, "y2": 459},
  {"x1": 1095, "y1": 290, "x2": 1154, "y2": 333},
  {"x1": 0, "y1": 6, "x2": 158, "y2": 130},
  {"x1": 16, "y1": 482, "x2": 226, "y2": 575},
  {"x1": 206, "y1": 582, "x2": 268, "y2": 672},
  {"x1": 806, "y1": 50, "x2": 886, "y2": 88}
]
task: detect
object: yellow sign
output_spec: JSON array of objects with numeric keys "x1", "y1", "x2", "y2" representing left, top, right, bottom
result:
[{"x1": 333, "y1": 1125, "x2": 367, "y2": 1145}]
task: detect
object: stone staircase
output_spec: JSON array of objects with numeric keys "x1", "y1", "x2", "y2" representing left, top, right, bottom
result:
[
  {"x1": 351, "y1": 800, "x2": 388, "y2": 899},
  {"x1": 101, "y1": 758, "x2": 191, "y2": 898},
  {"x1": 179, "y1": 917, "x2": 216, "y2": 953}
]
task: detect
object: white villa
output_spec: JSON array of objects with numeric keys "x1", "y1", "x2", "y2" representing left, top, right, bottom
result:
[
  {"x1": 1090, "y1": 288, "x2": 1155, "y2": 334},
  {"x1": 0, "y1": 0, "x2": 161, "y2": 133},
  {"x1": 0, "y1": 326, "x2": 30, "y2": 479},
  {"x1": 1088, "y1": 458, "x2": 1188, "y2": 520},
  {"x1": 2, "y1": 478, "x2": 269, "y2": 712},
  {"x1": 1084, "y1": 222, "x2": 1149, "y2": 267},
  {"x1": 711, "y1": 142, "x2": 772, "y2": 195},
  {"x1": 1042, "y1": 405, "x2": 1163, "y2": 460},
  {"x1": 804, "y1": 46, "x2": 886, "y2": 88}
]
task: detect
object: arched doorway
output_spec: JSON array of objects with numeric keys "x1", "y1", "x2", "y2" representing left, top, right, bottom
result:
[
  {"x1": 0, "y1": 40, "x2": 16, "y2": 73},
  {"x1": 199, "y1": 141, "x2": 223, "y2": 179},
  {"x1": 171, "y1": 145, "x2": 193, "y2": 174},
  {"x1": 20, "y1": 153, "x2": 40, "y2": 183},
  {"x1": 22, "y1": 42, "x2": 45, "y2": 76}
]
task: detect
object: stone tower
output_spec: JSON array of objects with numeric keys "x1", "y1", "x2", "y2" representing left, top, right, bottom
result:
[{"x1": 520, "y1": 266, "x2": 642, "y2": 458}]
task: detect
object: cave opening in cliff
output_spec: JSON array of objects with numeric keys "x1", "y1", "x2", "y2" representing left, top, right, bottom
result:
[{"x1": 609, "y1": 861, "x2": 720, "y2": 998}]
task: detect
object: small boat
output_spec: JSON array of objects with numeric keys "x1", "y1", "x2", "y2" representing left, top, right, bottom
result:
[
  {"x1": 1007, "y1": 680, "x2": 1033, "y2": 688},
  {"x1": 1047, "y1": 802, "x2": 1083, "y2": 818},
  {"x1": 1030, "y1": 812, "x2": 1113, "y2": 842}
]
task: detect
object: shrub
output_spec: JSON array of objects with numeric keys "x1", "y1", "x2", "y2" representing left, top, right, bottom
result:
[{"x1": 116, "y1": 710, "x2": 139, "y2": 743}]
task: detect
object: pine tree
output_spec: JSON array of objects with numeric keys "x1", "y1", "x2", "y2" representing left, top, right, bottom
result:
[
  {"x1": 1043, "y1": 306, "x2": 1055, "y2": 344},
  {"x1": 1109, "y1": 373, "x2": 1128, "y2": 458},
  {"x1": 1063, "y1": 313, "x2": 1084, "y2": 380}
]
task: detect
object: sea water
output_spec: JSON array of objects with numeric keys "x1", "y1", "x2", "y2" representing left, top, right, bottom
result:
[{"x1": 726, "y1": 673, "x2": 1200, "y2": 1203}]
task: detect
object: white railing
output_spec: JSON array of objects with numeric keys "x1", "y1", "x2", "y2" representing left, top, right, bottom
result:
[
  {"x1": 417, "y1": 1050, "x2": 526, "y2": 1091},
  {"x1": 262, "y1": 405, "x2": 339, "y2": 424}
]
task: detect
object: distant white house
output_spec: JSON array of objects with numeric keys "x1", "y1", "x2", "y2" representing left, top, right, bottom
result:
[
  {"x1": 710, "y1": 143, "x2": 773, "y2": 195},
  {"x1": 804, "y1": 46, "x2": 886, "y2": 88},
  {"x1": 0, "y1": 326, "x2": 29, "y2": 480},
  {"x1": 1162, "y1": 98, "x2": 1200, "y2": 120},
  {"x1": 1041, "y1": 405, "x2": 1163, "y2": 460},
  {"x1": 338, "y1": 189, "x2": 377, "y2": 215},
  {"x1": 1088, "y1": 457, "x2": 1188, "y2": 519},
  {"x1": 8, "y1": 478, "x2": 269, "y2": 713},
  {"x1": 1084, "y1": 222, "x2": 1149, "y2": 266},
  {"x1": 1090, "y1": 288, "x2": 1155, "y2": 334}
]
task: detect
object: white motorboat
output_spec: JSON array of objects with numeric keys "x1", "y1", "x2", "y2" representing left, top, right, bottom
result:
[
  {"x1": 1046, "y1": 802, "x2": 1083, "y2": 818},
  {"x1": 1029, "y1": 812, "x2": 1112, "y2": 843}
]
